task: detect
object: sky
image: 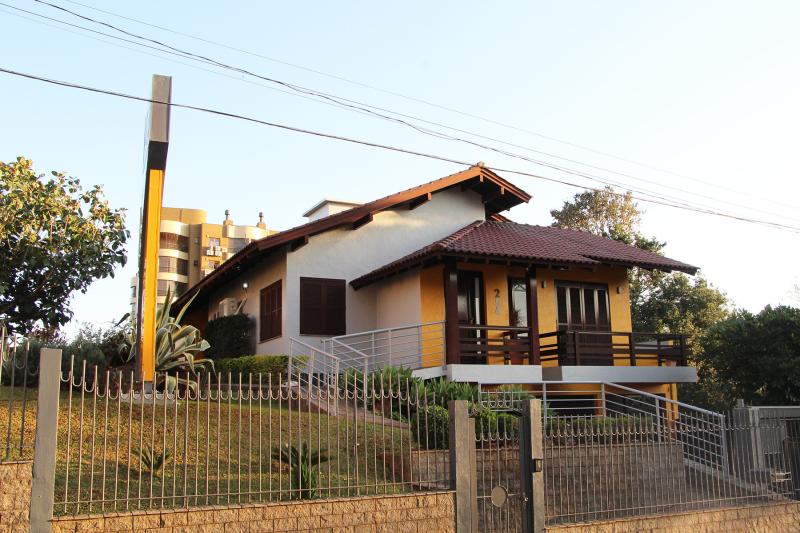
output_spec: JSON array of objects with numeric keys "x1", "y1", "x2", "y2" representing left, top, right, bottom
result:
[{"x1": 1, "y1": 1, "x2": 799, "y2": 336}]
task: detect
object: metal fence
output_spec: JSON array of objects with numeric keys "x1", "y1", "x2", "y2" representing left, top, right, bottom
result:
[
  {"x1": 481, "y1": 383, "x2": 798, "y2": 525},
  {"x1": 0, "y1": 325, "x2": 38, "y2": 462},
  {"x1": 54, "y1": 358, "x2": 450, "y2": 516}
]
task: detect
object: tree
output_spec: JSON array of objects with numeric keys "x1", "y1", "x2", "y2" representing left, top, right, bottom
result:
[
  {"x1": 0, "y1": 157, "x2": 128, "y2": 333},
  {"x1": 690, "y1": 306, "x2": 800, "y2": 409},
  {"x1": 550, "y1": 186, "x2": 729, "y2": 335}
]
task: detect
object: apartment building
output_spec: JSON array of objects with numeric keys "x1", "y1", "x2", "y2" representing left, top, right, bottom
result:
[{"x1": 130, "y1": 207, "x2": 275, "y2": 312}]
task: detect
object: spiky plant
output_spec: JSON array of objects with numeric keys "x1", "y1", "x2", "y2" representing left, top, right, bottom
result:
[
  {"x1": 271, "y1": 443, "x2": 332, "y2": 500},
  {"x1": 123, "y1": 286, "x2": 214, "y2": 391},
  {"x1": 136, "y1": 445, "x2": 171, "y2": 478}
]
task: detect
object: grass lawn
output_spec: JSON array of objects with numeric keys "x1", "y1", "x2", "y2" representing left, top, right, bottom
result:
[{"x1": 0, "y1": 386, "x2": 446, "y2": 516}]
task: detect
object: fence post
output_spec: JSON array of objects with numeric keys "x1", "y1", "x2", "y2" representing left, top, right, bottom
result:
[
  {"x1": 30, "y1": 348, "x2": 61, "y2": 533},
  {"x1": 449, "y1": 400, "x2": 477, "y2": 533},
  {"x1": 521, "y1": 398, "x2": 545, "y2": 533}
]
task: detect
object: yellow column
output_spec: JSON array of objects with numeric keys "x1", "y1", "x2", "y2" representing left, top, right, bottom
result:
[{"x1": 140, "y1": 169, "x2": 165, "y2": 381}]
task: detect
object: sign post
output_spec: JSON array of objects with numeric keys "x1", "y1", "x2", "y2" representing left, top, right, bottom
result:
[{"x1": 134, "y1": 74, "x2": 171, "y2": 382}]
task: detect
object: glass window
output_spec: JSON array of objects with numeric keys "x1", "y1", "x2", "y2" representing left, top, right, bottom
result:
[
  {"x1": 556, "y1": 282, "x2": 610, "y2": 331},
  {"x1": 508, "y1": 278, "x2": 528, "y2": 327}
]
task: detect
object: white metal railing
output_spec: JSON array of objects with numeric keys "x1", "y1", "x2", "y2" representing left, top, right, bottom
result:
[
  {"x1": 288, "y1": 337, "x2": 340, "y2": 390},
  {"x1": 321, "y1": 321, "x2": 445, "y2": 373}
]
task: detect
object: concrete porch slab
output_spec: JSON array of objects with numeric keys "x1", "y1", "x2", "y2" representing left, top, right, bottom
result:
[
  {"x1": 412, "y1": 364, "x2": 543, "y2": 384},
  {"x1": 542, "y1": 365, "x2": 698, "y2": 383}
]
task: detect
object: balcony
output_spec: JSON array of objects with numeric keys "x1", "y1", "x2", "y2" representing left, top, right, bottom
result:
[{"x1": 539, "y1": 329, "x2": 696, "y2": 383}]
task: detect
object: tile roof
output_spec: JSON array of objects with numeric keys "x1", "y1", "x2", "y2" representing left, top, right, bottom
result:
[
  {"x1": 173, "y1": 165, "x2": 531, "y2": 309},
  {"x1": 351, "y1": 221, "x2": 698, "y2": 288}
]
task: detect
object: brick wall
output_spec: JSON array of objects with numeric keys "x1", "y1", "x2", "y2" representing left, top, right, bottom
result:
[
  {"x1": 547, "y1": 501, "x2": 800, "y2": 532},
  {"x1": 51, "y1": 491, "x2": 455, "y2": 533},
  {"x1": 0, "y1": 461, "x2": 32, "y2": 532}
]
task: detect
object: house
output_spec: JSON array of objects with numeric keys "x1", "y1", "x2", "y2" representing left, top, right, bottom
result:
[{"x1": 176, "y1": 164, "x2": 698, "y2": 402}]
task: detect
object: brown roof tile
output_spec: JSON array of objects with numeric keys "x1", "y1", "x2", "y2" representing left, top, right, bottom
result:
[{"x1": 351, "y1": 221, "x2": 697, "y2": 288}]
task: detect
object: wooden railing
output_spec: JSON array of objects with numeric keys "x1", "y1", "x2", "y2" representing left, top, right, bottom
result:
[
  {"x1": 458, "y1": 324, "x2": 532, "y2": 364},
  {"x1": 539, "y1": 330, "x2": 690, "y2": 367}
]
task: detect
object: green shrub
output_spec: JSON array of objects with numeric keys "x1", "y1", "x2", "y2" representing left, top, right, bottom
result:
[
  {"x1": 203, "y1": 315, "x2": 253, "y2": 360},
  {"x1": 417, "y1": 378, "x2": 478, "y2": 407},
  {"x1": 412, "y1": 404, "x2": 449, "y2": 450},
  {"x1": 215, "y1": 355, "x2": 291, "y2": 379}
]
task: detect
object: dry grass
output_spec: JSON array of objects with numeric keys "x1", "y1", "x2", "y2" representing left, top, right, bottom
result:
[{"x1": 0, "y1": 386, "x2": 444, "y2": 516}]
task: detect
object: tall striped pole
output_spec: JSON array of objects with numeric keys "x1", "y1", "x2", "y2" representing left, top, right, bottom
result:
[{"x1": 134, "y1": 74, "x2": 171, "y2": 382}]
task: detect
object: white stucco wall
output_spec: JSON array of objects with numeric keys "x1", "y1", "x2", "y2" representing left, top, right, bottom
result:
[
  {"x1": 375, "y1": 269, "x2": 422, "y2": 329},
  {"x1": 204, "y1": 187, "x2": 486, "y2": 355},
  {"x1": 286, "y1": 187, "x2": 486, "y2": 346},
  {"x1": 206, "y1": 248, "x2": 289, "y2": 354}
]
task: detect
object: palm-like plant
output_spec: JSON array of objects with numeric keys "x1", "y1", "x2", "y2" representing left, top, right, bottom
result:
[
  {"x1": 136, "y1": 445, "x2": 171, "y2": 478},
  {"x1": 272, "y1": 443, "x2": 332, "y2": 500},
  {"x1": 123, "y1": 286, "x2": 214, "y2": 391}
]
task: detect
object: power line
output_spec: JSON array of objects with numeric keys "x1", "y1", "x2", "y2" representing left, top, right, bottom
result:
[
  {"x1": 11, "y1": 0, "x2": 800, "y2": 225},
  {"x1": 2, "y1": 65, "x2": 798, "y2": 235},
  {"x1": 48, "y1": 0, "x2": 800, "y2": 212},
  {"x1": 55, "y1": 0, "x2": 797, "y2": 210}
]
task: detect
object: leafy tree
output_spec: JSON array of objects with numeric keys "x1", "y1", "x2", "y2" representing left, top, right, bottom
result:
[
  {"x1": 550, "y1": 186, "x2": 729, "y2": 336},
  {"x1": 687, "y1": 306, "x2": 800, "y2": 409},
  {"x1": 0, "y1": 157, "x2": 128, "y2": 333}
]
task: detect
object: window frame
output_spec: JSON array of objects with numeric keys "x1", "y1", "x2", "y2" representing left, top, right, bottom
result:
[{"x1": 555, "y1": 281, "x2": 611, "y2": 331}]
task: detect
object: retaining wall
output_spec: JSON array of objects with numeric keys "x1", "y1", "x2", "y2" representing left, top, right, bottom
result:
[
  {"x1": 0, "y1": 461, "x2": 32, "y2": 532},
  {"x1": 51, "y1": 491, "x2": 456, "y2": 533}
]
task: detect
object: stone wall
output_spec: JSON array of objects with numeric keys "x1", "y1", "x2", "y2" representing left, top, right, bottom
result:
[
  {"x1": 51, "y1": 491, "x2": 455, "y2": 533},
  {"x1": 0, "y1": 461, "x2": 32, "y2": 532},
  {"x1": 547, "y1": 502, "x2": 800, "y2": 532}
]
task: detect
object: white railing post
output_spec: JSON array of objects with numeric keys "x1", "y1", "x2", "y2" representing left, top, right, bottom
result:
[{"x1": 388, "y1": 330, "x2": 393, "y2": 368}]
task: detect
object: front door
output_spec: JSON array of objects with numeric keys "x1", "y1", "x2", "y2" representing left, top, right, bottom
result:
[{"x1": 457, "y1": 271, "x2": 485, "y2": 363}]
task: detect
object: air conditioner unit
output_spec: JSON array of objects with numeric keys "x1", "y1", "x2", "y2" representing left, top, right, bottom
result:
[{"x1": 218, "y1": 298, "x2": 239, "y2": 317}]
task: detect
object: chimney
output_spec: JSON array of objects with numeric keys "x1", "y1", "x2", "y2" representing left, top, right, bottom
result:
[
  {"x1": 257, "y1": 211, "x2": 266, "y2": 229},
  {"x1": 302, "y1": 199, "x2": 362, "y2": 222},
  {"x1": 223, "y1": 209, "x2": 233, "y2": 226}
]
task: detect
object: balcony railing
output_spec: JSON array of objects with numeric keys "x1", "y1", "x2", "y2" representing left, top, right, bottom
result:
[
  {"x1": 458, "y1": 324, "x2": 532, "y2": 364},
  {"x1": 539, "y1": 330, "x2": 690, "y2": 367}
]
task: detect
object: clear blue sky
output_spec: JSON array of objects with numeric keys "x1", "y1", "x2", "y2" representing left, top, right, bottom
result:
[{"x1": 2, "y1": 1, "x2": 799, "y2": 334}]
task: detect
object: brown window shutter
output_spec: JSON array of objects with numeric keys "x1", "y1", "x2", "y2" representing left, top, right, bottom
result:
[
  {"x1": 260, "y1": 280, "x2": 282, "y2": 342},
  {"x1": 300, "y1": 277, "x2": 346, "y2": 336}
]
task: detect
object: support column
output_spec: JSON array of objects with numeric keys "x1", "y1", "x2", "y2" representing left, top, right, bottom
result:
[
  {"x1": 30, "y1": 348, "x2": 62, "y2": 533},
  {"x1": 444, "y1": 258, "x2": 460, "y2": 365},
  {"x1": 449, "y1": 400, "x2": 477, "y2": 533},
  {"x1": 525, "y1": 267, "x2": 541, "y2": 365},
  {"x1": 520, "y1": 398, "x2": 545, "y2": 533}
]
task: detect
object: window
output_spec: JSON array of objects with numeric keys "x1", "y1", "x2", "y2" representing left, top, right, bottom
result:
[
  {"x1": 228, "y1": 238, "x2": 251, "y2": 253},
  {"x1": 299, "y1": 277, "x2": 346, "y2": 336},
  {"x1": 208, "y1": 237, "x2": 221, "y2": 248},
  {"x1": 208, "y1": 260, "x2": 219, "y2": 269},
  {"x1": 508, "y1": 278, "x2": 528, "y2": 328},
  {"x1": 157, "y1": 279, "x2": 188, "y2": 297},
  {"x1": 159, "y1": 232, "x2": 188, "y2": 252},
  {"x1": 158, "y1": 256, "x2": 188, "y2": 275},
  {"x1": 556, "y1": 282, "x2": 610, "y2": 331},
  {"x1": 259, "y1": 280, "x2": 282, "y2": 342}
]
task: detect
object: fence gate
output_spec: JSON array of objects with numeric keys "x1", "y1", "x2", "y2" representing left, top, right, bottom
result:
[{"x1": 472, "y1": 400, "x2": 544, "y2": 533}]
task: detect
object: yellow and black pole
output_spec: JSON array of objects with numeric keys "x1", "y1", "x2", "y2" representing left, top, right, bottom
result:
[{"x1": 134, "y1": 74, "x2": 171, "y2": 383}]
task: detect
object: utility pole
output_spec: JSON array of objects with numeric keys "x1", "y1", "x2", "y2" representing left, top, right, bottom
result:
[{"x1": 134, "y1": 74, "x2": 171, "y2": 383}]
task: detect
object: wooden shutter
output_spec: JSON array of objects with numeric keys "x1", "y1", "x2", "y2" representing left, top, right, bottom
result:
[
  {"x1": 259, "y1": 280, "x2": 282, "y2": 342},
  {"x1": 300, "y1": 277, "x2": 346, "y2": 335}
]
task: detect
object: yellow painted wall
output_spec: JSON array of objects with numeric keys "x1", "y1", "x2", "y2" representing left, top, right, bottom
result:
[{"x1": 418, "y1": 263, "x2": 636, "y2": 369}]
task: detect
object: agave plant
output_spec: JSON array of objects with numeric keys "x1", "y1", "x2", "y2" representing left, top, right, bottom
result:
[
  {"x1": 136, "y1": 445, "x2": 171, "y2": 478},
  {"x1": 123, "y1": 286, "x2": 214, "y2": 391},
  {"x1": 272, "y1": 442, "x2": 332, "y2": 500}
]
